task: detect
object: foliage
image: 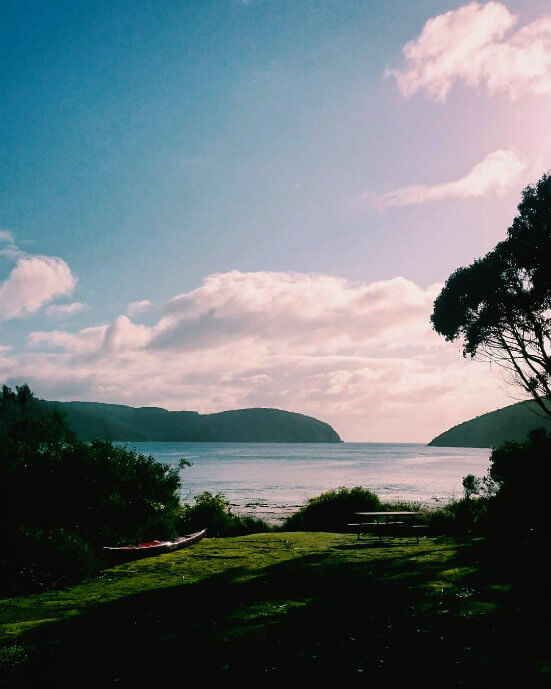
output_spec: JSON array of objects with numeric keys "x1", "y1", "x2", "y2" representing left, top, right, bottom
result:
[
  {"x1": 0, "y1": 383, "x2": 74, "y2": 461},
  {"x1": 7, "y1": 528, "x2": 97, "y2": 590},
  {"x1": 431, "y1": 174, "x2": 551, "y2": 418},
  {"x1": 282, "y1": 486, "x2": 381, "y2": 531},
  {"x1": 487, "y1": 427, "x2": 551, "y2": 538},
  {"x1": 461, "y1": 473, "x2": 497, "y2": 500},
  {"x1": 380, "y1": 500, "x2": 422, "y2": 512},
  {"x1": 0, "y1": 384, "x2": 185, "y2": 592},
  {"x1": 462, "y1": 474, "x2": 478, "y2": 499},
  {"x1": 430, "y1": 428, "x2": 551, "y2": 539},
  {"x1": 179, "y1": 491, "x2": 269, "y2": 537},
  {"x1": 426, "y1": 497, "x2": 491, "y2": 536}
]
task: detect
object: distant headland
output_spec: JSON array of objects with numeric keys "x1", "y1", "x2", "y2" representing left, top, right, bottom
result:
[
  {"x1": 42, "y1": 400, "x2": 342, "y2": 443},
  {"x1": 429, "y1": 398, "x2": 551, "y2": 448}
]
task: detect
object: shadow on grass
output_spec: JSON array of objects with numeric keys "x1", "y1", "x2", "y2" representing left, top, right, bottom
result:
[
  {"x1": 336, "y1": 539, "x2": 422, "y2": 550},
  {"x1": 2, "y1": 538, "x2": 549, "y2": 688}
]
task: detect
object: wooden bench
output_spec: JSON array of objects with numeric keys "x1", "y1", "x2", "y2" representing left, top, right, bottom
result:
[{"x1": 348, "y1": 520, "x2": 429, "y2": 543}]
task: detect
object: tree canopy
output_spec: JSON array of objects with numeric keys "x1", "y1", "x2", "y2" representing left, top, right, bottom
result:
[
  {"x1": 0, "y1": 384, "x2": 184, "y2": 591},
  {"x1": 431, "y1": 174, "x2": 551, "y2": 418}
]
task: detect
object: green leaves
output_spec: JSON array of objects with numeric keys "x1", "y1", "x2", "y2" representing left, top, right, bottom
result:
[
  {"x1": 0, "y1": 385, "x2": 185, "y2": 592},
  {"x1": 431, "y1": 174, "x2": 551, "y2": 417}
]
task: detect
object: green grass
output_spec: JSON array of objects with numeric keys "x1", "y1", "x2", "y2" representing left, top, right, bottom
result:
[{"x1": 0, "y1": 532, "x2": 549, "y2": 687}]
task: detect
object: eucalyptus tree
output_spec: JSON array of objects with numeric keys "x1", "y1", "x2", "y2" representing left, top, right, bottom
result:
[{"x1": 431, "y1": 174, "x2": 551, "y2": 419}]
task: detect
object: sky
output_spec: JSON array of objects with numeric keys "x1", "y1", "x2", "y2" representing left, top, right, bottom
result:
[{"x1": 1, "y1": 0, "x2": 550, "y2": 441}]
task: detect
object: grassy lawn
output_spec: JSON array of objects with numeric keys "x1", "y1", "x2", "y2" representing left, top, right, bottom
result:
[{"x1": 0, "y1": 532, "x2": 548, "y2": 687}]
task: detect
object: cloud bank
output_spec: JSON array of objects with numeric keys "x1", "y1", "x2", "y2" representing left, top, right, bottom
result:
[
  {"x1": 387, "y1": 2, "x2": 551, "y2": 101},
  {"x1": 2, "y1": 270, "x2": 509, "y2": 441},
  {"x1": 366, "y1": 149, "x2": 526, "y2": 208}
]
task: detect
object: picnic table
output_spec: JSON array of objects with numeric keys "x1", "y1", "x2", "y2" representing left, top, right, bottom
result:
[{"x1": 348, "y1": 511, "x2": 429, "y2": 543}]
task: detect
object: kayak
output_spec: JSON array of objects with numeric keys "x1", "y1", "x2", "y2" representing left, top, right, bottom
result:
[{"x1": 103, "y1": 529, "x2": 207, "y2": 561}]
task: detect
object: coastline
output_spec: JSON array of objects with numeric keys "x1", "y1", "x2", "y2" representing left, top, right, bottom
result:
[
  {"x1": 224, "y1": 494, "x2": 456, "y2": 525},
  {"x1": 133, "y1": 441, "x2": 491, "y2": 525}
]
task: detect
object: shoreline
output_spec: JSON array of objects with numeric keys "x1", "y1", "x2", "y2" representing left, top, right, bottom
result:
[{"x1": 217, "y1": 494, "x2": 456, "y2": 525}]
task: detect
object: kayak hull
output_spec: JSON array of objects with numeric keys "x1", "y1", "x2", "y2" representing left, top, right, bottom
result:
[{"x1": 103, "y1": 529, "x2": 207, "y2": 562}]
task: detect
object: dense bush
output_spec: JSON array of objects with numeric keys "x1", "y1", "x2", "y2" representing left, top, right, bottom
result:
[
  {"x1": 487, "y1": 427, "x2": 551, "y2": 538},
  {"x1": 7, "y1": 527, "x2": 97, "y2": 590},
  {"x1": 179, "y1": 491, "x2": 269, "y2": 536},
  {"x1": 426, "y1": 497, "x2": 491, "y2": 535},
  {"x1": 426, "y1": 429, "x2": 551, "y2": 539},
  {"x1": 282, "y1": 486, "x2": 381, "y2": 532},
  {"x1": 0, "y1": 384, "x2": 186, "y2": 591}
]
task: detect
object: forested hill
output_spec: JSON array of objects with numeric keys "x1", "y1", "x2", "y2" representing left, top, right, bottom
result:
[
  {"x1": 429, "y1": 399, "x2": 551, "y2": 448},
  {"x1": 43, "y1": 401, "x2": 342, "y2": 443}
]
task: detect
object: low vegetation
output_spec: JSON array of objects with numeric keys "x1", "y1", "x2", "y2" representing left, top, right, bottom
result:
[
  {"x1": 282, "y1": 486, "x2": 381, "y2": 531},
  {"x1": 179, "y1": 491, "x2": 270, "y2": 536},
  {"x1": 282, "y1": 485, "x2": 421, "y2": 532}
]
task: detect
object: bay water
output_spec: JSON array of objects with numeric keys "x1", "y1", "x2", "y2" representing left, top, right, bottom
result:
[{"x1": 120, "y1": 442, "x2": 491, "y2": 524}]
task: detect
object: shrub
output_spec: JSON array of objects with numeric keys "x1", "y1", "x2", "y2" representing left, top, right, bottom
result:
[
  {"x1": 179, "y1": 492, "x2": 269, "y2": 537},
  {"x1": 4, "y1": 527, "x2": 97, "y2": 591},
  {"x1": 282, "y1": 486, "x2": 381, "y2": 532},
  {"x1": 487, "y1": 428, "x2": 551, "y2": 539},
  {"x1": 429, "y1": 428, "x2": 551, "y2": 540},
  {"x1": 380, "y1": 500, "x2": 422, "y2": 512},
  {"x1": 0, "y1": 384, "x2": 186, "y2": 592},
  {"x1": 426, "y1": 497, "x2": 491, "y2": 536}
]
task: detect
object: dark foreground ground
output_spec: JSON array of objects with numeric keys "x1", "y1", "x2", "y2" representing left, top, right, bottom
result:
[{"x1": 1, "y1": 533, "x2": 549, "y2": 687}]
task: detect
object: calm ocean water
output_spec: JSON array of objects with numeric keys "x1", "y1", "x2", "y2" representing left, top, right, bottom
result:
[{"x1": 120, "y1": 442, "x2": 491, "y2": 523}]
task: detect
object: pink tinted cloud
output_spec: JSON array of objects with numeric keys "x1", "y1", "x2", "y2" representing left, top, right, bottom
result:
[
  {"x1": 365, "y1": 149, "x2": 526, "y2": 208},
  {"x1": 154, "y1": 271, "x2": 441, "y2": 350},
  {"x1": 46, "y1": 301, "x2": 87, "y2": 318},
  {"x1": 126, "y1": 300, "x2": 154, "y2": 317},
  {"x1": 387, "y1": 2, "x2": 551, "y2": 101},
  {"x1": 28, "y1": 325, "x2": 108, "y2": 355}
]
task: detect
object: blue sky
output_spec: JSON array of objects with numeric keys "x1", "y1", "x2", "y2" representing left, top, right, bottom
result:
[{"x1": 1, "y1": 0, "x2": 550, "y2": 440}]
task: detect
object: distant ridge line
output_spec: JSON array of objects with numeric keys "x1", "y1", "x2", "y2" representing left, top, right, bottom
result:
[
  {"x1": 43, "y1": 400, "x2": 342, "y2": 443},
  {"x1": 429, "y1": 398, "x2": 551, "y2": 448}
]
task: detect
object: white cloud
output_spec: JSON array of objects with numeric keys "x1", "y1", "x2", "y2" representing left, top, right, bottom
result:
[
  {"x1": 0, "y1": 231, "x2": 79, "y2": 320},
  {"x1": 4, "y1": 270, "x2": 512, "y2": 441},
  {"x1": 0, "y1": 229, "x2": 24, "y2": 261},
  {"x1": 387, "y1": 2, "x2": 551, "y2": 101},
  {"x1": 0, "y1": 256, "x2": 77, "y2": 320},
  {"x1": 46, "y1": 301, "x2": 87, "y2": 318},
  {"x1": 365, "y1": 149, "x2": 526, "y2": 208},
  {"x1": 149, "y1": 271, "x2": 442, "y2": 354},
  {"x1": 127, "y1": 299, "x2": 154, "y2": 317},
  {"x1": 29, "y1": 325, "x2": 108, "y2": 355},
  {"x1": 104, "y1": 315, "x2": 151, "y2": 352},
  {"x1": 0, "y1": 230, "x2": 15, "y2": 244}
]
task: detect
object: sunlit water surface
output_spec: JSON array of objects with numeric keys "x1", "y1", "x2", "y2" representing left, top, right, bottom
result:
[{"x1": 119, "y1": 442, "x2": 490, "y2": 523}]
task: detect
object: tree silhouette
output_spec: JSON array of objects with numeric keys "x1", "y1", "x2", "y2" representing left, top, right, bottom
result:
[
  {"x1": 0, "y1": 384, "x2": 184, "y2": 591},
  {"x1": 431, "y1": 174, "x2": 551, "y2": 419}
]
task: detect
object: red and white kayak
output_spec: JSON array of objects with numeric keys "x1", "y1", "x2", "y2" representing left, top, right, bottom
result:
[{"x1": 103, "y1": 529, "x2": 207, "y2": 561}]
